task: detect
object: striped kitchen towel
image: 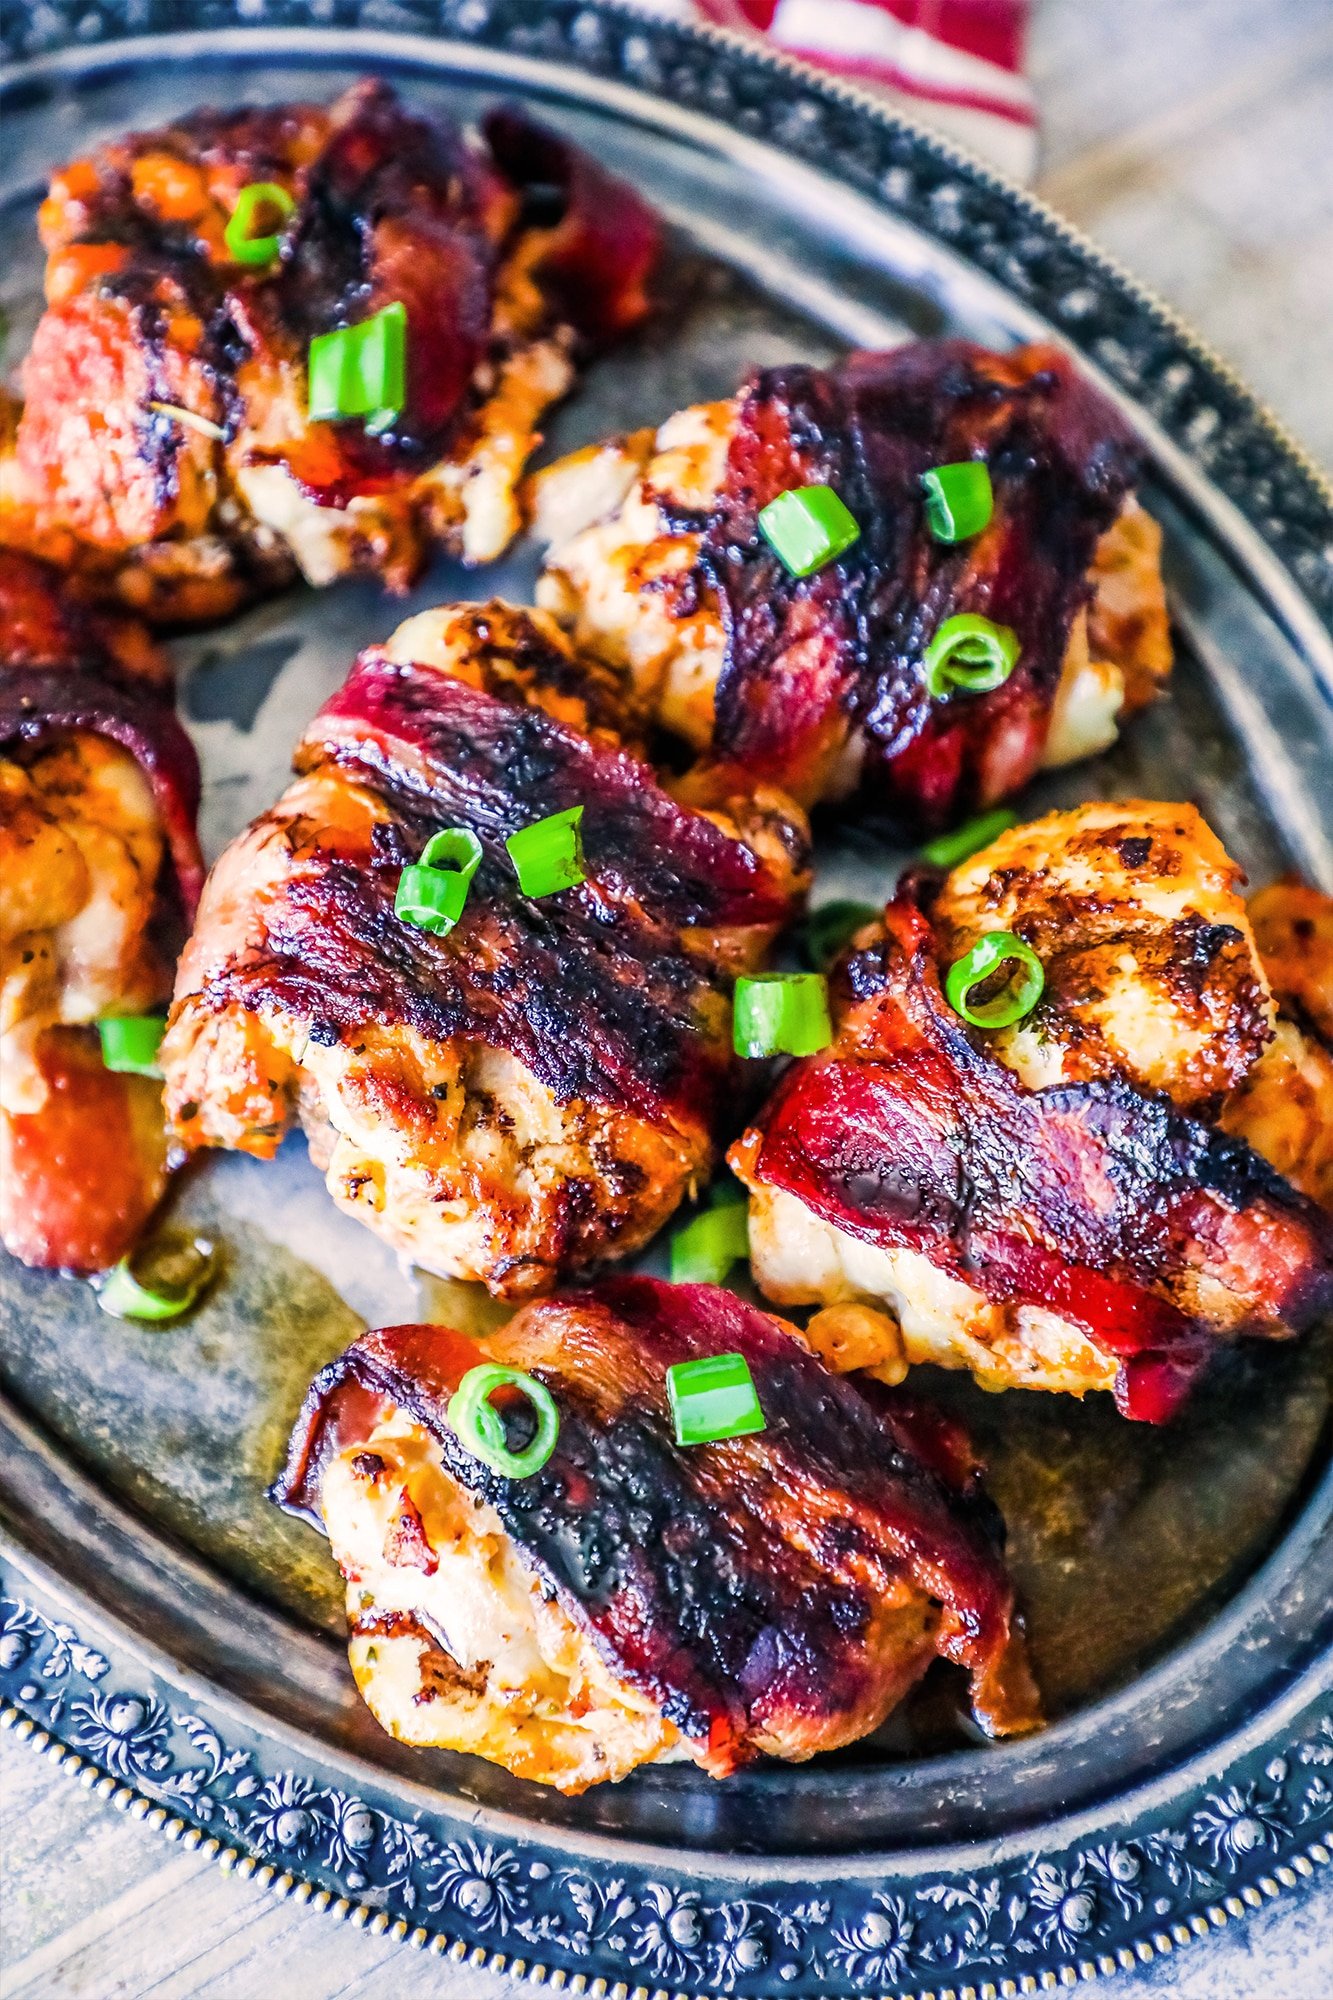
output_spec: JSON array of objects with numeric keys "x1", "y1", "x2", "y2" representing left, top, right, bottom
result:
[{"x1": 646, "y1": 0, "x2": 1036, "y2": 179}]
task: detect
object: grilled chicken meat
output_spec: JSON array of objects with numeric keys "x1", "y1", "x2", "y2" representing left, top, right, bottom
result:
[
  {"x1": 163, "y1": 603, "x2": 808, "y2": 1294},
  {"x1": 730, "y1": 802, "x2": 1333, "y2": 1422},
  {"x1": 1221, "y1": 878, "x2": 1333, "y2": 1210},
  {"x1": 534, "y1": 341, "x2": 1170, "y2": 822},
  {"x1": 0, "y1": 83, "x2": 659, "y2": 622},
  {"x1": 273, "y1": 1277, "x2": 1039, "y2": 1792},
  {"x1": 0, "y1": 551, "x2": 203, "y2": 1269}
]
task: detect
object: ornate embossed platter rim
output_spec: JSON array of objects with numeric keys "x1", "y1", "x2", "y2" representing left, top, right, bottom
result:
[{"x1": 2, "y1": 3, "x2": 1333, "y2": 1992}]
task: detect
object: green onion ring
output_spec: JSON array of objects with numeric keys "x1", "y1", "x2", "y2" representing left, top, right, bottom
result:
[
  {"x1": 923, "y1": 613, "x2": 1020, "y2": 699},
  {"x1": 96, "y1": 1233, "x2": 217, "y2": 1322},
  {"x1": 944, "y1": 930, "x2": 1045, "y2": 1029},
  {"x1": 224, "y1": 181, "x2": 296, "y2": 266},
  {"x1": 447, "y1": 1364, "x2": 560, "y2": 1479}
]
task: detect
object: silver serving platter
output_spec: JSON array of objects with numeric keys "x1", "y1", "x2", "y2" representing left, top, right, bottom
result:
[{"x1": 3, "y1": 6, "x2": 1333, "y2": 1995}]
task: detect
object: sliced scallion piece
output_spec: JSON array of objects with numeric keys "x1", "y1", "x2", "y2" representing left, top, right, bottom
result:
[
  {"x1": 670, "y1": 1195, "x2": 750, "y2": 1285},
  {"x1": 923, "y1": 613, "x2": 1020, "y2": 699},
  {"x1": 307, "y1": 300, "x2": 407, "y2": 434},
  {"x1": 921, "y1": 460, "x2": 993, "y2": 542},
  {"x1": 757, "y1": 484, "x2": 860, "y2": 577},
  {"x1": 224, "y1": 181, "x2": 296, "y2": 266},
  {"x1": 506, "y1": 805, "x2": 585, "y2": 899},
  {"x1": 919, "y1": 807, "x2": 1018, "y2": 872},
  {"x1": 394, "y1": 826, "x2": 483, "y2": 937},
  {"x1": 666, "y1": 1351, "x2": 766, "y2": 1448},
  {"x1": 447, "y1": 1364, "x2": 559, "y2": 1479},
  {"x1": 97, "y1": 1014, "x2": 167, "y2": 1078},
  {"x1": 734, "y1": 972, "x2": 832, "y2": 1059},
  {"x1": 96, "y1": 1233, "x2": 217, "y2": 1323},
  {"x1": 798, "y1": 899, "x2": 880, "y2": 970},
  {"x1": 944, "y1": 929, "x2": 1045, "y2": 1029}
]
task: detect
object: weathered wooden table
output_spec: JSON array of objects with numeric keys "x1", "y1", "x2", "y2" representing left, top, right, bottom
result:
[{"x1": 3, "y1": 2, "x2": 1332, "y2": 1992}]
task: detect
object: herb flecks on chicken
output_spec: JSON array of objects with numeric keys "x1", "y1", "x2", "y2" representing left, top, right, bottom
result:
[
  {"x1": 272, "y1": 1279, "x2": 1039, "y2": 1793},
  {"x1": 162, "y1": 602, "x2": 809, "y2": 1296},
  {"x1": 731, "y1": 802, "x2": 1333, "y2": 1423},
  {"x1": 0, "y1": 82, "x2": 660, "y2": 621}
]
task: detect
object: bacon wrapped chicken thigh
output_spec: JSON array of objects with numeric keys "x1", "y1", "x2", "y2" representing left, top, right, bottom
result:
[
  {"x1": 162, "y1": 603, "x2": 808, "y2": 1294},
  {"x1": 0, "y1": 551, "x2": 203, "y2": 1270},
  {"x1": 534, "y1": 341, "x2": 1170, "y2": 823},
  {"x1": 273, "y1": 1276, "x2": 1038, "y2": 1792},
  {"x1": 730, "y1": 802, "x2": 1333, "y2": 1422},
  {"x1": 0, "y1": 83, "x2": 659, "y2": 622}
]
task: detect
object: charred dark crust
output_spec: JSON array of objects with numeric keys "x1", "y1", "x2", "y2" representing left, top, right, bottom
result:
[
  {"x1": 272, "y1": 1281, "x2": 1036, "y2": 1763},
  {"x1": 681, "y1": 341, "x2": 1141, "y2": 823},
  {"x1": 752, "y1": 886, "x2": 1333, "y2": 1422}
]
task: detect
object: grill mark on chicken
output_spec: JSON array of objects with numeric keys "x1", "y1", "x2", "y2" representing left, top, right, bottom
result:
[
  {"x1": 273, "y1": 1280, "x2": 1039, "y2": 1784},
  {"x1": 678, "y1": 342, "x2": 1140, "y2": 821},
  {"x1": 740, "y1": 881, "x2": 1333, "y2": 1422}
]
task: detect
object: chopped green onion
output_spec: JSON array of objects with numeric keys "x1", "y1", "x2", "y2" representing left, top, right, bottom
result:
[
  {"x1": 97, "y1": 1015, "x2": 167, "y2": 1078},
  {"x1": 96, "y1": 1233, "x2": 217, "y2": 1323},
  {"x1": 919, "y1": 807, "x2": 1018, "y2": 872},
  {"x1": 921, "y1": 461, "x2": 993, "y2": 542},
  {"x1": 671, "y1": 1196, "x2": 750, "y2": 1284},
  {"x1": 757, "y1": 484, "x2": 860, "y2": 578},
  {"x1": 307, "y1": 300, "x2": 407, "y2": 434},
  {"x1": 394, "y1": 866, "x2": 469, "y2": 935},
  {"x1": 394, "y1": 827, "x2": 483, "y2": 937},
  {"x1": 148, "y1": 400, "x2": 227, "y2": 442},
  {"x1": 945, "y1": 930, "x2": 1045, "y2": 1029},
  {"x1": 420, "y1": 827, "x2": 483, "y2": 877},
  {"x1": 666, "y1": 1352, "x2": 766, "y2": 1447},
  {"x1": 224, "y1": 181, "x2": 296, "y2": 266},
  {"x1": 506, "y1": 805, "x2": 585, "y2": 898},
  {"x1": 447, "y1": 1363, "x2": 559, "y2": 1479},
  {"x1": 799, "y1": 899, "x2": 880, "y2": 971},
  {"x1": 734, "y1": 972, "x2": 832, "y2": 1059},
  {"x1": 923, "y1": 613, "x2": 1020, "y2": 699}
]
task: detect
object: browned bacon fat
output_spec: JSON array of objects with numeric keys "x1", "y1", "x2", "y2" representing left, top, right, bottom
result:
[
  {"x1": 0, "y1": 552, "x2": 203, "y2": 1270},
  {"x1": 162, "y1": 603, "x2": 808, "y2": 1294},
  {"x1": 0, "y1": 82, "x2": 660, "y2": 621},
  {"x1": 732, "y1": 803, "x2": 1333, "y2": 1423},
  {"x1": 272, "y1": 1278, "x2": 1038, "y2": 1791},
  {"x1": 534, "y1": 342, "x2": 1170, "y2": 823}
]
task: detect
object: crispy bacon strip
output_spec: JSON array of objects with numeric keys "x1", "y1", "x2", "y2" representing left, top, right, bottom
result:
[
  {"x1": 274, "y1": 1277, "x2": 1039, "y2": 1763},
  {"x1": 684, "y1": 342, "x2": 1140, "y2": 821},
  {"x1": 482, "y1": 107, "x2": 661, "y2": 343},
  {"x1": 747, "y1": 886, "x2": 1333, "y2": 1422}
]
